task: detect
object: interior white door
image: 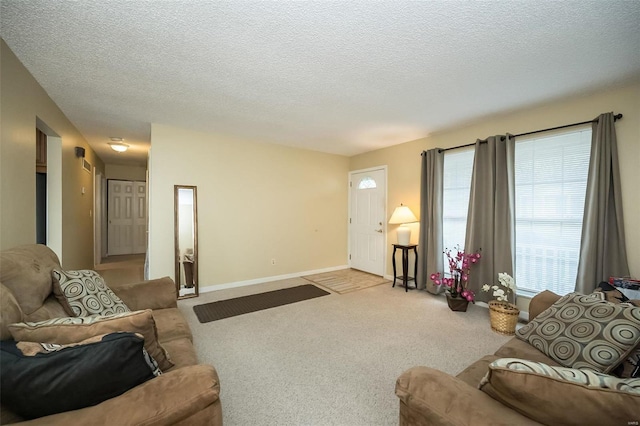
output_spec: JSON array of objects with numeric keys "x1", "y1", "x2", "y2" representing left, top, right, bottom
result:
[
  {"x1": 108, "y1": 180, "x2": 135, "y2": 256},
  {"x1": 350, "y1": 169, "x2": 386, "y2": 275}
]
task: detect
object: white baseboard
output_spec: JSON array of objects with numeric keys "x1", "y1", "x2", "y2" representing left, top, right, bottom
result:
[{"x1": 199, "y1": 265, "x2": 350, "y2": 294}]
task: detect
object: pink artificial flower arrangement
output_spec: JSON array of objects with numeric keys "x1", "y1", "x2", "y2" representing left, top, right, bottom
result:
[{"x1": 429, "y1": 246, "x2": 482, "y2": 302}]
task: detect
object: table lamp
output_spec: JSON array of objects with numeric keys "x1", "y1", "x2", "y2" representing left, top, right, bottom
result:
[{"x1": 389, "y1": 204, "x2": 418, "y2": 246}]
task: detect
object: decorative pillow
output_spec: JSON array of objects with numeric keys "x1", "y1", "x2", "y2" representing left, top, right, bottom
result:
[
  {"x1": 591, "y1": 283, "x2": 640, "y2": 378},
  {"x1": 52, "y1": 269, "x2": 130, "y2": 317},
  {"x1": 8, "y1": 309, "x2": 173, "y2": 371},
  {"x1": 0, "y1": 332, "x2": 159, "y2": 420},
  {"x1": 516, "y1": 292, "x2": 640, "y2": 373},
  {"x1": 479, "y1": 358, "x2": 640, "y2": 425}
]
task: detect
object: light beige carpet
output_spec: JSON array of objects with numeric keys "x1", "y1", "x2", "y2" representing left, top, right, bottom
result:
[
  {"x1": 178, "y1": 277, "x2": 511, "y2": 426},
  {"x1": 303, "y1": 268, "x2": 390, "y2": 294}
]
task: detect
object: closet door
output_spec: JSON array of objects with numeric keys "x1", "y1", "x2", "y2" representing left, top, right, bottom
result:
[
  {"x1": 108, "y1": 180, "x2": 135, "y2": 255},
  {"x1": 107, "y1": 180, "x2": 148, "y2": 255}
]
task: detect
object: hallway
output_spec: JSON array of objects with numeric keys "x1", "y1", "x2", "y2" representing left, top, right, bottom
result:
[{"x1": 94, "y1": 253, "x2": 145, "y2": 286}]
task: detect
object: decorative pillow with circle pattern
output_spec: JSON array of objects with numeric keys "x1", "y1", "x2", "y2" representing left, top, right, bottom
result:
[
  {"x1": 593, "y1": 283, "x2": 640, "y2": 378},
  {"x1": 516, "y1": 292, "x2": 640, "y2": 373},
  {"x1": 52, "y1": 269, "x2": 130, "y2": 317}
]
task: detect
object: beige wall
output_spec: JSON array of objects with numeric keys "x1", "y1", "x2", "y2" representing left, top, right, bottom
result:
[
  {"x1": 105, "y1": 164, "x2": 147, "y2": 181},
  {"x1": 0, "y1": 40, "x2": 104, "y2": 268},
  {"x1": 148, "y1": 123, "x2": 349, "y2": 288},
  {"x1": 350, "y1": 82, "x2": 640, "y2": 293}
]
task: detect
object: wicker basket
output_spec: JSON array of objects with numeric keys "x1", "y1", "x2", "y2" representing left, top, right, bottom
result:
[{"x1": 488, "y1": 301, "x2": 520, "y2": 336}]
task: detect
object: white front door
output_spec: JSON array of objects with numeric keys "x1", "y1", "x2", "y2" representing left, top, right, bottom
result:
[{"x1": 349, "y1": 168, "x2": 386, "y2": 276}]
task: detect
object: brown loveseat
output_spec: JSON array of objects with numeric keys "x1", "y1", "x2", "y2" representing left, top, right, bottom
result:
[
  {"x1": 395, "y1": 290, "x2": 640, "y2": 425},
  {"x1": 0, "y1": 244, "x2": 222, "y2": 425}
]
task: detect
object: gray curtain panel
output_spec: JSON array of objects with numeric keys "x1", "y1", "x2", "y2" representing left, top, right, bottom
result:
[
  {"x1": 417, "y1": 149, "x2": 444, "y2": 293},
  {"x1": 575, "y1": 112, "x2": 629, "y2": 293},
  {"x1": 464, "y1": 135, "x2": 515, "y2": 303}
]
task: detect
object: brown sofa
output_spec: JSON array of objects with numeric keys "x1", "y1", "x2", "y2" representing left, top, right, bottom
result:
[
  {"x1": 0, "y1": 244, "x2": 222, "y2": 425},
  {"x1": 395, "y1": 290, "x2": 639, "y2": 425}
]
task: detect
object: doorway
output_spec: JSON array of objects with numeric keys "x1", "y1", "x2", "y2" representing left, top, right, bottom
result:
[
  {"x1": 348, "y1": 167, "x2": 387, "y2": 276},
  {"x1": 35, "y1": 129, "x2": 47, "y2": 244},
  {"x1": 35, "y1": 118, "x2": 62, "y2": 260}
]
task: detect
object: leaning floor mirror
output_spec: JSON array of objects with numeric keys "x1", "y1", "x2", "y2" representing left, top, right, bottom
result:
[{"x1": 174, "y1": 185, "x2": 199, "y2": 299}]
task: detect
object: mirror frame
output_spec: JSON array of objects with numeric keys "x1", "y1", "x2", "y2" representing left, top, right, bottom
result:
[{"x1": 174, "y1": 185, "x2": 199, "y2": 299}]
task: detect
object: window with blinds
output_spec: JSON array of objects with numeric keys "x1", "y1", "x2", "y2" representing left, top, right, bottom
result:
[
  {"x1": 514, "y1": 128, "x2": 591, "y2": 295},
  {"x1": 442, "y1": 148, "x2": 475, "y2": 274},
  {"x1": 441, "y1": 127, "x2": 592, "y2": 295}
]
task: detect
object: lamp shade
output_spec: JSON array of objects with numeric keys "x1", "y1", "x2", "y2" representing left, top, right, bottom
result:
[
  {"x1": 388, "y1": 204, "x2": 418, "y2": 224},
  {"x1": 389, "y1": 204, "x2": 418, "y2": 245}
]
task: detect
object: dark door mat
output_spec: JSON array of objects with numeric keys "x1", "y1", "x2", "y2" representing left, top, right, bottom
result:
[{"x1": 193, "y1": 284, "x2": 330, "y2": 323}]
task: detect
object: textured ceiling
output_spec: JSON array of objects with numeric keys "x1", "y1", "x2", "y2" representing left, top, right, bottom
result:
[{"x1": 2, "y1": 1, "x2": 640, "y2": 165}]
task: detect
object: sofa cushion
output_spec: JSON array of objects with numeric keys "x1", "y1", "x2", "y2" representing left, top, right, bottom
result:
[
  {"x1": 0, "y1": 244, "x2": 60, "y2": 316},
  {"x1": 0, "y1": 332, "x2": 158, "y2": 420},
  {"x1": 52, "y1": 269, "x2": 130, "y2": 317},
  {"x1": 396, "y1": 366, "x2": 541, "y2": 425},
  {"x1": 479, "y1": 358, "x2": 640, "y2": 425},
  {"x1": 494, "y1": 336, "x2": 560, "y2": 366},
  {"x1": 162, "y1": 337, "x2": 199, "y2": 371},
  {"x1": 516, "y1": 292, "x2": 640, "y2": 373},
  {"x1": 8, "y1": 310, "x2": 173, "y2": 371},
  {"x1": 153, "y1": 308, "x2": 193, "y2": 343},
  {"x1": 23, "y1": 294, "x2": 71, "y2": 324},
  {"x1": 456, "y1": 355, "x2": 500, "y2": 387}
]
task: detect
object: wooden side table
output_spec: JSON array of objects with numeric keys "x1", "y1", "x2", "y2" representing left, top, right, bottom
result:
[{"x1": 392, "y1": 244, "x2": 418, "y2": 292}]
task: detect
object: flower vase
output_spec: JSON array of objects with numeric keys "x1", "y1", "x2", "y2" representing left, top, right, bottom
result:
[
  {"x1": 446, "y1": 292, "x2": 469, "y2": 312},
  {"x1": 488, "y1": 301, "x2": 520, "y2": 335},
  {"x1": 449, "y1": 273, "x2": 461, "y2": 298}
]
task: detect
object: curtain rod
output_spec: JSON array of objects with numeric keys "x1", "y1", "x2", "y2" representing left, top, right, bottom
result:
[{"x1": 434, "y1": 113, "x2": 623, "y2": 154}]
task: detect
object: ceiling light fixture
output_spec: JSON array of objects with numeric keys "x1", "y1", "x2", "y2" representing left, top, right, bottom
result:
[{"x1": 108, "y1": 137, "x2": 128, "y2": 152}]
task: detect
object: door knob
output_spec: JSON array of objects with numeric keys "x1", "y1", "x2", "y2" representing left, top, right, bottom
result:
[{"x1": 375, "y1": 229, "x2": 383, "y2": 233}]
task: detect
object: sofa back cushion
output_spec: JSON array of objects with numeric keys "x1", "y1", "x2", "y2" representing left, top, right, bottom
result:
[{"x1": 0, "y1": 245, "x2": 61, "y2": 316}]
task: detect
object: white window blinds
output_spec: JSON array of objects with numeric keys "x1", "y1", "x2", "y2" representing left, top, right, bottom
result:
[
  {"x1": 442, "y1": 148, "x2": 475, "y2": 274},
  {"x1": 514, "y1": 128, "x2": 591, "y2": 295}
]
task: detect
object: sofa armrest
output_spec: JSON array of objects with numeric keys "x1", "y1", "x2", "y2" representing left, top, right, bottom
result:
[
  {"x1": 396, "y1": 366, "x2": 540, "y2": 426},
  {"x1": 17, "y1": 364, "x2": 220, "y2": 426},
  {"x1": 527, "y1": 290, "x2": 561, "y2": 321},
  {"x1": 110, "y1": 277, "x2": 178, "y2": 311}
]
